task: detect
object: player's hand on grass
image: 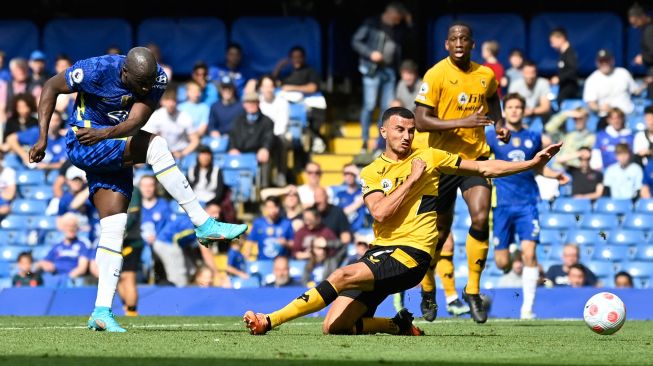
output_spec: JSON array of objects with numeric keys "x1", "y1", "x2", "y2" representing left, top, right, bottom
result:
[
  {"x1": 76, "y1": 128, "x2": 109, "y2": 146},
  {"x1": 408, "y1": 158, "x2": 427, "y2": 183},
  {"x1": 28, "y1": 139, "x2": 47, "y2": 163},
  {"x1": 460, "y1": 106, "x2": 493, "y2": 128},
  {"x1": 532, "y1": 142, "x2": 562, "y2": 170},
  {"x1": 496, "y1": 127, "x2": 511, "y2": 143}
]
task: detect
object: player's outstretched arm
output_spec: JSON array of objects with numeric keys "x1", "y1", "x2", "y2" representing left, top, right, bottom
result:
[
  {"x1": 364, "y1": 158, "x2": 426, "y2": 223},
  {"x1": 75, "y1": 100, "x2": 157, "y2": 145},
  {"x1": 29, "y1": 72, "x2": 72, "y2": 163},
  {"x1": 415, "y1": 105, "x2": 492, "y2": 132},
  {"x1": 457, "y1": 142, "x2": 562, "y2": 178}
]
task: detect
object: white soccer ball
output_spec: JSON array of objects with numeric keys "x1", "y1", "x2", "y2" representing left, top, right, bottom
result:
[{"x1": 583, "y1": 292, "x2": 626, "y2": 335}]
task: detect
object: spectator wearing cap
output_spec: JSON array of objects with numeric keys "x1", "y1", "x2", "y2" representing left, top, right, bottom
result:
[
  {"x1": 508, "y1": 60, "x2": 551, "y2": 122},
  {"x1": 228, "y1": 91, "x2": 278, "y2": 187},
  {"x1": 546, "y1": 106, "x2": 596, "y2": 169},
  {"x1": 549, "y1": 28, "x2": 579, "y2": 105},
  {"x1": 628, "y1": 3, "x2": 653, "y2": 100},
  {"x1": 603, "y1": 143, "x2": 643, "y2": 199},
  {"x1": 333, "y1": 163, "x2": 367, "y2": 233},
  {"x1": 590, "y1": 107, "x2": 634, "y2": 170},
  {"x1": 177, "y1": 62, "x2": 218, "y2": 106},
  {"x1": 208, "y1": 77, "x2": 244, "y2": 137},
  {"x1": 28, "y1": 50, "x2": 48, "y2": 87},
  {"x1": 583, "y1": 49, "x2": 641, "y2": 121},
  {"x1": 394, "y1": 59, "x2": 421, "y2": 110},
  {"x1": 178, "y1": 80, "x2": 210, "y2": 136},
  {"x1": 210, "y1": 43, "x2": 250, "y2": 98},
  {"x1": 0, "y1": 58, "x2": 41, "y2": 124}
]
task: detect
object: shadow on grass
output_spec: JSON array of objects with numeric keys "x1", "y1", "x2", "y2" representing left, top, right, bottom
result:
[{"x1": 0, "y1": 357, "x2": 547, "y2": 366}]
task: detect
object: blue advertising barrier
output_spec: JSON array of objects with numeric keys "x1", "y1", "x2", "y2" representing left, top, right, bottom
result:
[{"x1": 0, "y1": 286, "x2": 651, "y2": 320}]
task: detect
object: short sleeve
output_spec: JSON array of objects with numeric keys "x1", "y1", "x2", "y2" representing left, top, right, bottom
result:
[
  {"x1": 415, "y1": 67, "x2": 441, "y2": 109},
  {"x1": 360, "y1": 165, "x2": 384, "y2": 198},
  {"x1": 430, "y1": 148, "x2": 462, "y2": 175},
  {"x1": 144, "y1": 67, "x2": 168, "y2": 104},
  {"x1": 65, "y1": 59, "x2": 99, "y2": 93},
  {"x1": 582, "y1": 76, "x2": 598, "y2": 103}
]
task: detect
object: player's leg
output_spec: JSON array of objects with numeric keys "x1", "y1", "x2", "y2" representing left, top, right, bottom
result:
[
  {"x1": 461, "y1": 178, "x2": 492, "y2": 323},
  {"x1": 124, "y1": 131, "x2": 247, "y2": 241},
  {"x1": 516, "y1": 205, "x2": 540, "y2": 319},
  {"x1": 438, "y1": 232, "x2": 470, "y2": 316},
  {"x1": 88, "y1": 188, "x2": 130, "y2": 332}
]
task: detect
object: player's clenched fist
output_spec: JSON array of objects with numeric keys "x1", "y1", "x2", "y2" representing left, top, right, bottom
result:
[{"x1": 408, "y1": 158, "x2": 427, "y2": 183}]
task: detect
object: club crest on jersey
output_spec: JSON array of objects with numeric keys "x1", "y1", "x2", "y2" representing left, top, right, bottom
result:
[
  {"x1": 71, "y1": 68, "x2": 84, "y2": 84},
  {"x1": 419, "y1": 82, "x2": 428, "y2": 94},
  {"x1": 121, "y1": 95, "x2": 133, "y2": 107},
  {"x1": 508, "y1": 150, "x2": 526, "y2": 162},
  {"x1": 511, "y1": 137, "x2": 521, "y2": 147},
  {"x1": 381, "y1": 179, "x2": 393, "y2": 192},
  {"x1": 480, "y1": 79, "x2": 487, "y2": 88},
  {"x1": 457, "y1": 92, "x2": 469, "y2": 105}
]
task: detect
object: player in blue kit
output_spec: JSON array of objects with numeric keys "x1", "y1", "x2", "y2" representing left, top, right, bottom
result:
[
  {"x1": 486, "y1": 93, "x2": 568, "y2": 319},
  {"x1": 29, "y1": 47, "x2": 247, "y2": 332}
]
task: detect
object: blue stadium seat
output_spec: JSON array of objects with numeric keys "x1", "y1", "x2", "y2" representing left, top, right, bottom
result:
[
  {"x1": 627, "y1": 26, "x2": 647, "y2": 76},
  {"x1": 452, "y1": 213, "x2": 471, "y2": 229},
  {"x1": 27, "y1": 216, "x2": 57, "y2": 231},
  {"x1": 566, "y1": 229, "x2": 602, "y2": 245},
  {"x1": 634, "y1": 199, "x2": 653, "y2": 213},
  {"x1": 222, "y1": 169, "x2": 254, "y2": 202},
  {"x1": 579, "y1": 213, "x2": 619, "y2": 230},
  {"x1": 0, "y1": 245, "x2": 31, "y2": 261},
  {"x1": 247, "y1": 260, "x2": 273, "y2": 277},
  {"x1": 551, "y1": 198, "x2": 592, "y2": 214},
  {"x1": 540, "y1": 213, "x2": 577, "y2": 230},
  {"x1": 11, "y1": 199, "x2": 48, "y2": 215},
  {"x1": 43, "y1": 230, "x2": 64, "y2": 245},
  {"x1": 453, "y1": 260, "x2": 469, "y2": 278},
  {"x1": 231, "y1": 17, "x2": 322, "y2": 77},
  {"x1": 586, "y1": 261, "x2": 617, "y2": 279},
  {"x1": 223, "y1": 153, "x2": 258, "y2": 172},
  {"x1": 454, "y1": 197, "x2": 467, "y2": 214},
  {"x1": 593, "y1": 245, "x2": 631, "y2": 262},
  {"x1": 594, "y1": 198, "x2": 633, "y2": 215},
  {"x1": 43, "y1": 19, "x2": 132, "y2": 66},
  {"x1": 288, "y1": 102, "x2": 308, "y2": 145},
  {"x1": 2, "y1": 153, "x2": 24, "y2": 171},
  {"x1": 539, "y1": 229, "x2": 564, "y2": 245},
  {"x1": 537, "y1": 200, "x2": 551, "y2": 213},
  {"x1": 607, "y1": 229, "x2": 647, "y2": 246},
  {"x1": 289, "y1": 260, "x2": 307, "y2": 279},
  {"x1": 634, "y1": 245, "x2": 653, "y2": 261},
  {"x1": 622, "y1": 213, "x2": 653, "y2": 230},
  {"x1": 536, "y1": 245, "x2": 551, "y2": 260},
  {"x1": 46, "y1": 170, "x2": 59, "y2": 185},
  {"x1": 231, "y1": 276, "x2": 261, "y2": 289},
  {"x1": 620, "y1": 261, "x2": 653, "y2": 281},
  {"x1": 15, "y1": 170, "x2": 45, "y2": 186},
  {"x1": 481, "y1": 276, "x2": 502, "y2": 290},
  {"x1": 451, "y1": 228, "x2": 469, "y2": 246},
  {"x1": 627, "y1": 112, "x2": 645, "y2": 132},
  {"x1": 1, "y1": 215, "x2": 27, "y2": 230},
  {"x1": 0, "y1": 230, "x2": 27, "y2": 246},
  {"x1": 0, "y1": 21, "x2": 38, "y2": 61},
  {"x1": 179, "y1": 152, "x2": 197, "y2": 172},
  {"x1": 529, "y1": 13, "x2": 623, "y2": 75},
  {"x1": 548, "y1": 244, "x2": 564, "y2": 261},
  {"x1": 31, "y1": 245, "x2": 51, "y2": 261},
  {"x1": 201, "y1": 136, "x2": 229, "y2": 153},
  {"x1": 0, "y1": 260, "x2": 11, "y2": 278},
  {"x1": 138, "y1": 17, "x2": 227, "y2": 76},
  {"x1": 429, "y1": 14, "x2": 526, "y2": 67},
  {"x1": 19, "y1": 185, "x2": 54, "y2": 201}
]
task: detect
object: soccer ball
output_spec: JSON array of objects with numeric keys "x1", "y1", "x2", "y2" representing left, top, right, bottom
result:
[{"x1": 583, "y1": 292, "x2": 626, "y2": 335}]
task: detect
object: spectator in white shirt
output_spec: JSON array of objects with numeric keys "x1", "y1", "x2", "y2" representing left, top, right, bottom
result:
[
  {"x1": 258, "y1": 75, "x2": 290, "y2": 139},
  {"x1": 508, "y1": 60, "x2": 551, "y2": 120},
  {"x1": 603, "y1": 143, "x2": 643, "y2": 199}
]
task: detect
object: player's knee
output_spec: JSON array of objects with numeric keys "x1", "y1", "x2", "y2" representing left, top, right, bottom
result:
[
  {"x1": 145, "y1": 135, "x2": 170, "y2": 164},
  {"x1": 522, "y1": 251, "x2": 536, "y2": 267},
  {"x1": 470, "y1": 211, "x2": 489, "y2": 229},
  {"x1": 495, "y1": 256, "x2": 509, "y2": 270},
  {"x1": 322, "y1": 318, "x2": 350, "y2": 335},
  {"x1": 98, "y1": 213, "x2": 128, "y2": 246}
]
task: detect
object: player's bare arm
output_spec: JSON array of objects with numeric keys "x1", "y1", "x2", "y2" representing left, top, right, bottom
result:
[
  {"x1": 29, "y1": 72, "x2": 73, "y2": 163},
  {"x1": 364, "y1": 158, "x2": 426, "y2": 223},
  {"x1": 75, "y1": 100, "x2": 158, "y2": 146},
  {"x1": 457, "y1": 142, "x2": 562, "y2": 178},
  {"x1": 487, "y1": 92, "x2": 511, "y2": 143}
]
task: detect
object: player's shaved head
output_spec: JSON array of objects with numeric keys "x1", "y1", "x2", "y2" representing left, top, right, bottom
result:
[
  {"x1": 448, "y1": 22, "x2": 473, "y2": 39},
  {"x1": 122, "y1": 47, "x2": 158, "y2": 96}
]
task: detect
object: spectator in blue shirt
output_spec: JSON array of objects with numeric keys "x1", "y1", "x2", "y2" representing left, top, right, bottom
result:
[
  {"x1": 641, "y1": 159, "x2": 653, "y2": 198},
  {"x1": 36, "y1": 213, "x2": 91, "y2": 281},
  {"x1": 603, "y1": 143, "x2": 643, "y2": 199},
  {"x1": 139, "y1": 175, "x2": 170, "y2": 246},
  {"x1": 208, "y1": 77, "x2": 244, "y2": 137},
  {"x1": 3, "y1": 110, "x2": 66, "y2": 169},
  {"x1": 333, "y1": 164, "x2": 367, "y2": 232},
  {"x1": 178, "y1": 80, "x2": 210, "y2": 136},
  {"x1": 177, "y1": 62, "x2": 218, "y2": 106},
  {"x1": 245, "y1": 196, "x2": 294, "y2": 260},
  {"x1": 590, "y1": 108, "x2": 634, "y2": 170},
  {"x1": 58, "y1": 165, "x2": 98, "y2": 241},
  {"x1": 227, "y1": 240, "x2": 249, "y2": 279},
  {"x1": 209, "y1": 43, "x2": 250, "y2": 98}
]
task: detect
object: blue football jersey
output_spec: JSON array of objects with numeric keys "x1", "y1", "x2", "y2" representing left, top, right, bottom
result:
[
  {"x1": 65, "y1": 55, "x2": 167, "y2": 129},
  {"x1": 487, "y1": 128, "x2": 542, "y2": 206},
  {"x1": 157, "y1": 212, "x2": 196, "y2": 246},
  {"x1": 141, "y1": 199, "x2": 170, "y2": 240}
]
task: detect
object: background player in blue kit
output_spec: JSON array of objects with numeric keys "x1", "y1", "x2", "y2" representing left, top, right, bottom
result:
[
  {"x1": 486, "y1": 93, "x2": 569, "y2": 319},
  {"x1": 29, "y1": 47, "x2": 247, "y2": 332}
]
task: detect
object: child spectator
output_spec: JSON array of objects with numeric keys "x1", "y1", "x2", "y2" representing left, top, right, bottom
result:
[
  {"x1": 226, "y1": 240, "x2": 249, "y2": 279},
  {"x1": 178, "y1": 80, "x2": 210, "y2": 136},
  {"x1": 12, "y1": 252, "x2": 42, "y2": 287},
  {"x1": 503, "y1": 49, "x2": 524, "y2": 89},
  {"x1": 614, "y1": 271, "x2": 634, "y2": 288},
  {"x1": 567, "y1": 264, "x2": 588, "y2": 288},
  {"x1": 603, "y1": 143, "x2": 643, "y2": 199},
  {"x1": 193, "y1": 265, "x2": 215, "y2": 288},
  {"x1": 481, "y1": 41, "x2": 504, "y2": 97}
]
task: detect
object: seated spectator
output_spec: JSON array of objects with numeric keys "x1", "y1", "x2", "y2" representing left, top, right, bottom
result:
[
  {"x1": 244, "y1": 196, "x2": 294, "y2": 260},
  {"x1": 210, "y1": 43, "x2": 250, "y2": 98},
  {"x1": 274, "y1": 46, "x2": 320, "y2": 94},
  {"x1": 152, "y1": 208, "x2": 197, "y2": 287},
  {"x1": 297, "y1": 161, "x2": 324, "y2": 209},
  {"x1": 226, "y1": 239, "x2": 249, "y2": 279},
  {"x1": 139, "y1": 175, "x2": 170, "y2": 251},
  {"x1": 614, "y1": 271, "x2": 634, "y2": 288},
  {"x1": 634, "y1": 105, "x2": 653, "y2": 166},
  {"x1": 546, "y1": 107, "x2": 596, "y2": 169},
  {"x1": 208, "y1": 77, "x2": 243, "y2": 137},
  {"x1": 583, "y1": 49, "x2": 640, "y2": 121},
  {"x1": 3, "y1": 93, "x2": 38, "y2": 141},
  {"x1": 193, "y1": 265, "x2": 214, "y2": 288},
  {"x1": 503, "y1": 48, "x2": 524, "y2": 89},
  {"x1": 58, "y1": 166, "x2": 97, "y2": 239},
  {"x1": 603, "y1": 143, "x2": 643, "y2": 199},
  {"x1": 508, "y1": 61, "x2": 551, "y2": 122},
  {"x1": 228, "y1": 92, "x2": 280, "y2": 187},
  {"x1": 0, "y1": 58, "x2": 42, "y2": 123},
  {"x1": 344, "y1": 239, "x2": 369, "y2": 266},
  {"x1": 568, "y1": 147, "x2": 604, "y2": 200},
  {"x1": 567, "y1": 264, "x2": 588, "y2": 288},
  {"x1": 395, "y1": 59, "x2": 421, "y2": 110},
  {"x1": 0, "y1": 153, "x2": 16, "y2": 218},
  {"x1": 178, "y1": 81, "x2": 210, "y2": 136},
  {"x1": 641, "y1": 159, "x2": 653, "y2": 198},
  {"x1": 549, "y1": 28, "x2": 579, "y2": 104},
  {"x1": 497, "y1": 255, "x2": 523, "y2": 288},
  {"x1": 12, "y1": 252, "x2": 42, "y2": 287},
  {"x1": 590, "y1": 108, "x2": 633, "y2": 170},
  {"x1": 333, "y1": 164, "x2": 367, "y2": 233},
  {"x1": 258, "y1": 75, "x2": 290, "y2": 140},
  {"x1": 292, "y1": 208, "x2": 338, "y2": 260},
  {"x1": 481, "y1": 40, "x2": 504, "y2": 97},
  {"x1": 545, "y1": 243, "x2": 597, "y2": 287},
  {"x1": 314, "y1": 186, "x2": 352, "y2": 245},
  {"x1": 177, "y1": 62, "x2": 218, "y2": 106},
  {"x1": 265, "y1": 255, "x2": 302, "y2": 287},
  {"x1": 282, "y1": 186, "x2": 303, "y2": 231},
  {"x1": 3, "y1": 110, "x2": 66, "y2": 169},
  {"x1": 142, "y1": 88, "x2": 199, "y2": 161},
  {"x1": 28, "y1": 50, "x2": 49, "y2": 86},
  {"x1": 188, "y1": 145, "x2": 227, "y2": 204},
  {"x1": 302, "y1": 234, "x2": 346, "y2": 286},
  {"x1": 35, "y1": 213, "x2": 91, "y2": 283}
]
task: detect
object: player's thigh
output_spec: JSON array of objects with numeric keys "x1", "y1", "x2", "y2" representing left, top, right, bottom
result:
[
  {"x1": 91, "y1": 188, "x2": 130, "y2": 219},
  {"x1": 124, "y1": 130, "x2": 156, "y2": 165},
  {"x1": 461, "y1": 176, "x2": 492, "y2": 222},
  {"x1": 327, "y1": 262, "x2": 375, "y2": 292},
  {"x1": 492, "y1": 206, "x2": 515, "y2": 269},
  {"x1": 323, "y1": 296, "x2": 369, "y2": 335},
  {"x1": 514, "y1": 205, "x2": 540, "y2": 266}
]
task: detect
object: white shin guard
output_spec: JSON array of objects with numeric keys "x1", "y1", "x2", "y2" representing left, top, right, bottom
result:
[{"x1": 94, "y1": 213, "x2": 128, "y2": 308}]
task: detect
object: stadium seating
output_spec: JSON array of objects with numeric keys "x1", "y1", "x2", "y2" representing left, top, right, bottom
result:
[
  {"x1": 138, "y1": 17, "x2": 227, "y2": 76},
  {"x1": 0, "y1": 260, "x2": 10, "y2": 278},
  {"x1": 0, "y1": 245, "x2": 31, "y2": 261},
  {"x1": 0, "y1": 21, "x2": 38, "y2": 61},
  {"x1": 19, "y1": 185, "x2": 54, "y2": 201},
  {"x1": 529, "y1": 12, "x2": 623, "y2": 75},
  {"x1": 247, "y1": 260, "x2": 273, "y2": 277},
  {"x1": 201, "y1": 136, "x2": 229, "y2": 154},
  {"x1": 566, "y1": 229, "x2": 601, "y2": 245},
  {"x1": 451, "y1": 228, "x2": 469, "y2": 246},
  {"x1": 586, "y1": 261, "x2": 616, "y2": 279},
  {"x1": 231, "y1": 17, "x2": 322, "y2": 77},
  {"x1": 579, "y1": 213, "x2": 619, "y2": 230},
  {"x1": 559, "y1": 99, "x2": 600, "y2": 132},
  {"x1": 31, "y1": 245, "x2": 51, "y2": 261},
  {"x1": 607, "y1": 229, "x2": 647, "y2": 246},
  {"x1": 230, "y1": 276, "x2": 261, "y2": 289},
  {"x1": 620, "y1": 261, "x2": 653, "y2": 288},
  {"x1": 288, "y1": 260, "x2": 307, "y2": 279},
  {"x1": 594, "y1": 198, "x2": 633, "y2": 215},
  {"x1": 536, "y1": 245, "x2": 551, "y2": 260},
  {"x1": 537, "y1": 200, "x2": 551, "y2": 213},
  {"x1": 593, "y1": 245, "x2": 631, "y2": 262},
  {"x1": 539, "y1": 229, "x2": 564, "y2": 245},
  {"x1": 222, "y1": 169, "x2": 255, "y2": 202},
  {"x1": 634, "y1": 245, "x2": 653, "y2": 261},
  {"x1": 223, "y1": 153, "x2": 257, "y2": 171},
  {"x1": 43, "y1": 230, "x2": 64, "y2": 246},
  {"x1": 551, "y1": 197, "x2": 592, "y2": 214},
  {"x1": 540, "y1": 213, "x2": 577, "y2": 230},
  {"x1": 634, "y1": 199, "x2": 653, "y2": 213},
  {"x1": 44, "y1": 19, "x2": 132, "y2": 65},
  {"x1": 622, "y1": 213, "x2": 653, "y2": 231},
  {"x1": 16, "y1": 170, "x2": 45, "y2": 186},
  {"x1": 11, "y1": 199, "x2": 48, "y2": 215}
]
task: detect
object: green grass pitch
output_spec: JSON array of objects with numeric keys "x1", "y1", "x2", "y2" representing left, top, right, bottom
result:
[{"x1": 0, "y1": 317, "x2": 652, "y2": 366}]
